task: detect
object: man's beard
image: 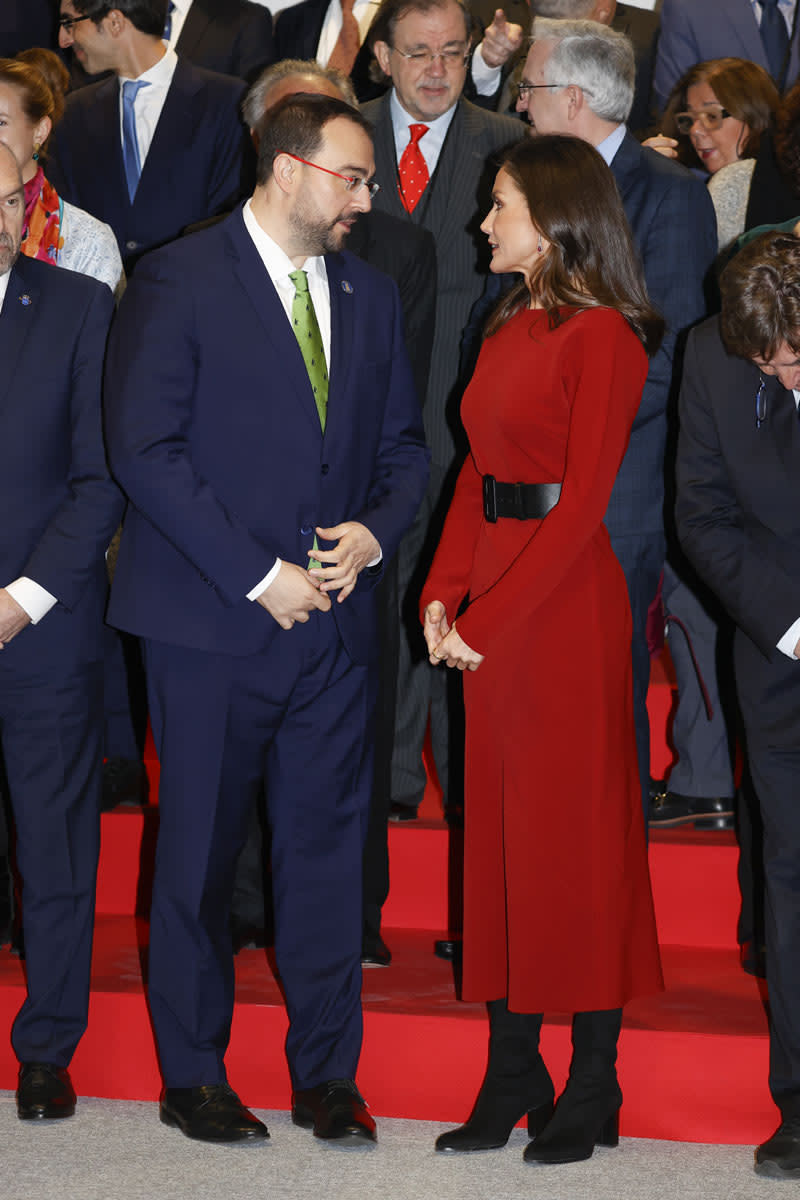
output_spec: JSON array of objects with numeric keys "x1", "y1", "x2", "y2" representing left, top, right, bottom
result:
[
  {"x1": 290, "y1": 196, "x2": 360, "y2": 257},
  {"x1": 0, "y1": 231, "x2": 20, "y2": 275}
]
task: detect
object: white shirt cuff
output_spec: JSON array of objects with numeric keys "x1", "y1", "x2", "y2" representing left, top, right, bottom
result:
[
  {"x1": 247, "y1": 558, "x2": 282, "y2": 600},
  {"x1": 5, "y1": 577, "x2": 58, "y2": 624},
  {"x1": 777, "y1": 615, "x2": 800, "y2": 658},
  {"x1": 471, "y1": 41, "x2": 504, "y2": 94}
]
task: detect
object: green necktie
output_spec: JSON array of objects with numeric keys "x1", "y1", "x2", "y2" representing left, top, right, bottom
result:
[
  {"x1": 289, "y1": 269, "x2": 328, "y2": 430},
  {"x1": 289, "y1": 269, "x2": 328, "y2": 568}
]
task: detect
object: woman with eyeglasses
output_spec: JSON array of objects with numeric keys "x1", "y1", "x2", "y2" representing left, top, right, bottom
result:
[
  {"x1": 420, "y1": 134, "x2": 664, "y2": 1167},
  {"x1": 656, "y1": 58, "x2": 779, "y2": 255},
  {"x1": 0, "y1": 48, "x2": 123, "y2": 293}
]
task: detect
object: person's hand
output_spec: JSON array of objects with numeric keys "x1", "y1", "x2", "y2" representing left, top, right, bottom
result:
[
  {"x1": 0, "y1": 589, "x2": 31, "y2": 649},
  {"x1": 642, "y1": 133, "x2": 678, "y2": 160},
  {"x1": 423, "y1": 600, "x2": 451, "y2": 657},
  {"x1": 256, "y1": 561, "x2": 331, "y2": 629},
  {"x1": 479, "y1": 8, "x2": 524, "y2": 69},
  {"x1": 431, "y1": 621, "x2": 484, "y2": 672},
  {"x1": 307, "y1": 522, "x2": 381, "y2": 602}
]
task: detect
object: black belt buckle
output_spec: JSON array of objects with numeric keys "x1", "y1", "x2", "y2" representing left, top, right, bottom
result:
[{"x1": 483, "y1": 474, "x2": 497, "y2": 523}]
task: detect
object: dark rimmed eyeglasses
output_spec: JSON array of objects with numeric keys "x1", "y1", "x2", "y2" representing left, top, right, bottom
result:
[
  {"x1": 58, "y1": 11, "x2": 101, "y2": 33},
  {"x1": 517, "y1": 81, "x2": 594, "y2": 99},
  {"x1": 283, "y1": 153, "x2": 380, "y2": 199},
  {"x1": 674, "y1": 107, "x2": 731, "y2": 134},
  {"x1": 390, "y1": 44, "x2": 470, "y2": 69}
]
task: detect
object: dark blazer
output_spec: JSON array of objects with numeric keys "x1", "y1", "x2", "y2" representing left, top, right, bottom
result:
[
  {"x1": 48, "y1": 58, "x2": 247, "y2": 270},
  {"x1": 654, "y1": 0, "x2": 800, "y2": 113},
  {"x1": 676, "y1": 315, "x2": 800, "y2": 662},
  {"x1": 274, "y1": 0, "x2": 383, "y2": 102},
  {"x1": 0, "y1": 255, "x2": 122, "y2": 660},
  {"x1": 363, "y1": 93, "x2": 523, "y2": 467},
  {"x1": 176, "y1": 0, "x2": 276, "y2": 81},
  {"x1": 0, "y1": 0, "x2": 55, "y2": 56},
  {"x1": 104, "y1": 207, "x2": 429, "y2": 665}
]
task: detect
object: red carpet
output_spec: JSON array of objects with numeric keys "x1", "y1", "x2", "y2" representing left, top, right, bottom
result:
[{"x1": 0, "y1": 656, "x2": 775, "y2": 1144}]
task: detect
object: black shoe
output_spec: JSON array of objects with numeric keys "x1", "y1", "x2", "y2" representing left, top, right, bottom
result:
[
  {"x1": 388, "y1": 804, "x2": 418, "y2": 823},
  {"x1": 160, "y1": 1083, "x2": 269, "y2": 1143},
  {"x1": 436, "y1": 1075, "x2": 553, "y2": 1152},
  {"x1": 755, "y1": 1117, "x2": 800, "y2": 1179},
  {"x1": 230, "y1": 917, "x2": 267, "y2": 954},
  {"x1": 17, "y1": 1063, "x2": 76, "y2": 1120},
  {"x1": 361, "y1": 931, "x2": 392, "y2": 967},
  {"x1": 649, "y1": 790, "x2": 734, "y2": 831},
  {"x1": 292, "y1": 1079, "x2": 376, "y2": 1144},
  {"x1": 102, "y1": 757, "x2": 148, "y2": 810},
  {"x1": 522, "y1": 1086, "x2": 621, "y2": 1165},
  {"x1": 434, "y1": 938, "x2": 461, "y2": 962}
]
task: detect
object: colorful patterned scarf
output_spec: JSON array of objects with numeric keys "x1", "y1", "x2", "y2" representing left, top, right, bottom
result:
[{"x1": 22, "y1": 167, "x2": 64, "y2": 265}]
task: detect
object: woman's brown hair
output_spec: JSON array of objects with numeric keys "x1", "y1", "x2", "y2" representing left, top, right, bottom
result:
[
  {"x1": 485, "y1": 134, "x2": 664, "y2": 357},
  {"x1": 662, "y1": 57, "x2": 779, "y2": 167},
  {"x1": 0, "y1": 50, "x2": 70, "y2": 157}
]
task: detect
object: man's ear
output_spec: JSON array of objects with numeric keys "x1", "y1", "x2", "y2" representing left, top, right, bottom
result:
[{"x1": 373, "y1": 39, "x2": 392, "y2": 77}]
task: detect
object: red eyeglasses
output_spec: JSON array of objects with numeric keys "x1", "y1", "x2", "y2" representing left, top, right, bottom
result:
[{"x1": 283, "y1": 153, "x2": 380, "y2": 199}]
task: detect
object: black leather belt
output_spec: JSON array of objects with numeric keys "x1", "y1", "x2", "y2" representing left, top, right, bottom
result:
[{"x1": 482, "y1": 475, "x2": 562, "y2": 522}]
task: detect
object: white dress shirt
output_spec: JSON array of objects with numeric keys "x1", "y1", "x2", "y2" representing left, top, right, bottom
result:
[
  {"x1": 0, "y1": 268, "x2": 58, "y2": 623},
  {"x1": 389, "y1": 90, "x2": 458, "y2": 176},
  {"x1": 242, "y1": 198, "x2": 332, "y2": 598},
  {"x1": 595, "y1": 122, "x2": 628, "y2": 166},
  {"x1": 118, "y1": 46, "x2": 179, "y2": 171}
]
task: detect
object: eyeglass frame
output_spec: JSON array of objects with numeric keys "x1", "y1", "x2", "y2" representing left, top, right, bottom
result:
[
  {"x1": 283, "y1": 152, "x2": 380, "y2": 199},
  {"x1": 389, "y1": 43, "x2": 471, "y2": 69},
  {"x1": 674, "y1": 107, "x2": 732, "y2": 134},
  {"x1": 517, "y1": 80, "x2": 594, "y2": 99},
  {"x1": 58, "y1": 7, "x2": 107, "y2": 33}
]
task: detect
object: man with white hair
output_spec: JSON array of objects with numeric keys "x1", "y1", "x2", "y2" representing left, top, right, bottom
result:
[{"x1": 515, "y1": 18, "x2": 717, "y2": 823}]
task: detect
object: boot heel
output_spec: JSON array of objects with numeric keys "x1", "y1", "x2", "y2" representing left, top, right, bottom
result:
[
  {"x1": 527, "y1": 1099, "x2": 554, "y2": 1138},
  {"x1": 596, "y1": 1111, "x2": 619, "y2": 1147}
]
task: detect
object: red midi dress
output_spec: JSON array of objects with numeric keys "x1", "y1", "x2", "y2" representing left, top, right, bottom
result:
[{"x1": 421, "y1": 305, "x2": 664, "y2": 1012}]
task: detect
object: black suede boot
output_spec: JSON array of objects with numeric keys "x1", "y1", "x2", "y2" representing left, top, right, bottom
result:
[
  {"x1": 436, "y1": 999, "x2": 554, "y2": 1152},
  {"x1": 523, "y1": 1008, "x2": 623, "y2": 1165}
]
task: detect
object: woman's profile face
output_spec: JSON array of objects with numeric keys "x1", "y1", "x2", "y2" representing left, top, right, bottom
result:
[
  {"x1": 480, "y1": 168, "x2": 548, "y2": 284},
  {"x1": 0, "y1": 82, "x2": 48, "y2": 184},
  {"x1": 685, "y1": 79, "x2": 749, "y2": 174}
]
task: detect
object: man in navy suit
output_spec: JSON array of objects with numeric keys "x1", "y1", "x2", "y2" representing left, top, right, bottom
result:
[
  {"x1": 52, "y1": 0, "x2": 247, "y2": 271},
  {"x1": 163, "y1": 0, "x2": 276, "y2": 81},
  {"x1": 0, "y1": 144, "x2": 123, "y2": 1121},
  {"x1": 104, "y1": 94, "x2": 428, "y2": 1145},
  {"x1": 514, "y1": 18, "x2": 717, "y2": 821},
  {"x1": 676, "y1": 231, "x2": 800, "y2": 1180},
  {"x1": 654, "y1": 0, "x2": 800, "y2": 114}
]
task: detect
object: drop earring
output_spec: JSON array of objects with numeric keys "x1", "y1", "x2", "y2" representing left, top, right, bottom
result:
[
  {"x1": 537, "y1": 236, "x2": 543, "y2": 253},
  {"x1": 32, "y1": 143, "x2": 40, "y2": 162}
]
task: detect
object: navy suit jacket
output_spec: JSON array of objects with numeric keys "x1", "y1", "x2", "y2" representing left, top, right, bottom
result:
[
  {"x1": 676, "y1": 315, "x2": 800, "y2": 663},
  {"x1": 176, "y1": 0, "x2": 275, "y2": 81},
  {"x1": 464, "y1": 132, "x2": 716, "y2": 540},
  {"x1": 104, "y1": 207, "x2": 429, "y2": 664},
  {"x1": 48, "y1": 58, "x2": 247, "y2": 270},
  {"x1": 654, "y1": 0, "x2": 800, "y2": 112},
  {"x1": 0, "y1": 255, "x2": 122, "y2": 663}
]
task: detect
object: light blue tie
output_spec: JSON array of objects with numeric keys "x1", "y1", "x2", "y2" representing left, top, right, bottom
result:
[
  {"x1": 163, "y1": 1, "x2": 176, "y2": 41},
  {"x1": 122, "y1": 79, "x2": 148, "y2": 202}
]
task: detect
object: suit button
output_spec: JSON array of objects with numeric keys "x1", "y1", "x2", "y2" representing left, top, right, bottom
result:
[
  {"x1": 300, "y1": 525, "x2": 313, "y2": 535},
  {"x1": 125, "y1": 240, "x2": 138, "y2": 251},
  {"x1": 321, "y1": 463, "x2": 329, "y2": 475}
]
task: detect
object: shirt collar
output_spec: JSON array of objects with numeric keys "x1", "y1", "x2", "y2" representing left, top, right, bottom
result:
[
  {"x1": 171, "y1": 0, "x2": 192, "y2": 14},
  {"x1": 242, "y1": 198, "x2": 328, "y2": 288},
  {"x1": 595, "y1": 122, "x2": 627, "y2": 166},
  {"x1": 389, "y1": 89, "x2": 459, "y2": 140},
  {"x1": 119, "y1": 44, "x2": 178, "y2": 86},
  {"x1": 0, "y1": 267, "x2": 10, "y2": 314}
]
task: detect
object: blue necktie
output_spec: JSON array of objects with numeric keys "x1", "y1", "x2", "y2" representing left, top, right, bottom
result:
[
  {"x1": 163, "y1": 1, "x2": 176, "y2": 41},
  {"x1": 760, "y1": 0, "x2": 790, "y2": 85},
  {"x1": 121, "y1": 79, "x2": 149, "y2": 202}
]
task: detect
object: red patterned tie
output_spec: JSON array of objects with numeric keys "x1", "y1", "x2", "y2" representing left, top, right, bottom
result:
[{"x1": 397, "y1": 123, "x2": 429, "y2": 214}]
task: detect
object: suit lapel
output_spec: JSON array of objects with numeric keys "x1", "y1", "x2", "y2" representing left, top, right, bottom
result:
[
  {"x1": 224, "y1": 212, "x2": 324, "y2": 435},
  {"x1": 370, "y1": 98, "x2": 408, "y2": 221},
  {"x1": 0, "y1": 260, "x2": 39, "y2": 421},
  {"x1": 174, "y1": 2, "x2": 212, "y2": 60},
  {"x1": 134, "y1": 61, "x2": 202, "y2": 209},
  {"x1": 325, "y1": 252, "x2": 356, "y2": 444},
  {"x1": 83, "y1": 77, "x2": 130, "y2": 221}
]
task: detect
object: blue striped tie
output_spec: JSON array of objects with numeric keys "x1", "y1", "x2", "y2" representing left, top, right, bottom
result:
[{"x1": 121, "y1": 79, "x2": 149, "y2": 202}]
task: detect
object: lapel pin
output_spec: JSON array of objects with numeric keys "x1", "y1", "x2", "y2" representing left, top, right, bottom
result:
[
  {"x1": 341, "y1": 280, "x2": 353, "y2": 294},
  {"x1": 19, "y1": 294, "x2": 32, "y2": 306}
]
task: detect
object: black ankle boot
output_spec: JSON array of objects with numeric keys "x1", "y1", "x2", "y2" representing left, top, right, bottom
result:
[
  {"x1": 523, "y1": 1008, "x2": 623, "y2": 1165},
  {"x1": 436, "y1": 1001, "x2": 554, "y2": 1153}
]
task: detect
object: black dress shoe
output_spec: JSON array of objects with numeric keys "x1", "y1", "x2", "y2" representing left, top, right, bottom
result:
[
  {"x1": 649, "y1": 790, "x2": 734, "y2": 831},
  {"x1": 292, "y1": 1079, "x2": 377, "y2": 1144},
  {"x1": 755, "y1": 1117, "x2": 800, "y2": 1178},
  {"x1": 17, "y1": 1063, "x2": 76, "y2": 1120},
  {"x1": 361, "y1": 931, "x2": 392, "y2": 967},
  {"x1": 230, "y1": 917, "x2": 268, "y2": 954},
  {"x1": 388, "y1": 803, "x2": 418, "y2": 822},
  {"x1": 434, "y1": 938, "x2": 462, "y2": 962},
  {"x1": 160, "y1": 1083, "x2": 269, "y2": 1143},
  {"x1": 102, "y1": 757, "x2": 148, "y2": 810}
]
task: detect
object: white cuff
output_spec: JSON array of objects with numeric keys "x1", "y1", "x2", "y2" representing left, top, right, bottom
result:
[
  {"x1": 471, "y1": 41, "x2": 504, "y2": 94},
  {"x1": 777, "y1": 614, "x2": 800, "y2": 658},
  {"x1": 5, "y1": 577, "x2": 58, "y2": 624},
  {"x1": 247, "y1": 558, "x2": 282, "y2": 600}
]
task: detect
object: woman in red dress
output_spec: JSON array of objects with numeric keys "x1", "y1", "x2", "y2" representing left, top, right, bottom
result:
[{"x1": 421, "y1": 134, "x2": 665, "y2": 1166}]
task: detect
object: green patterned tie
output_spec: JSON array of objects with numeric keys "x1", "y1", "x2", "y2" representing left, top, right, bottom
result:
[{"x1": 289, "y1": 269, "x2": 328, "y2": 567}]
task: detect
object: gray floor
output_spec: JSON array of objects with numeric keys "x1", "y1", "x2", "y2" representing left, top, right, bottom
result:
[{"x1": 0, "y1": 1092, "x2": 782, "y2": 1200}]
